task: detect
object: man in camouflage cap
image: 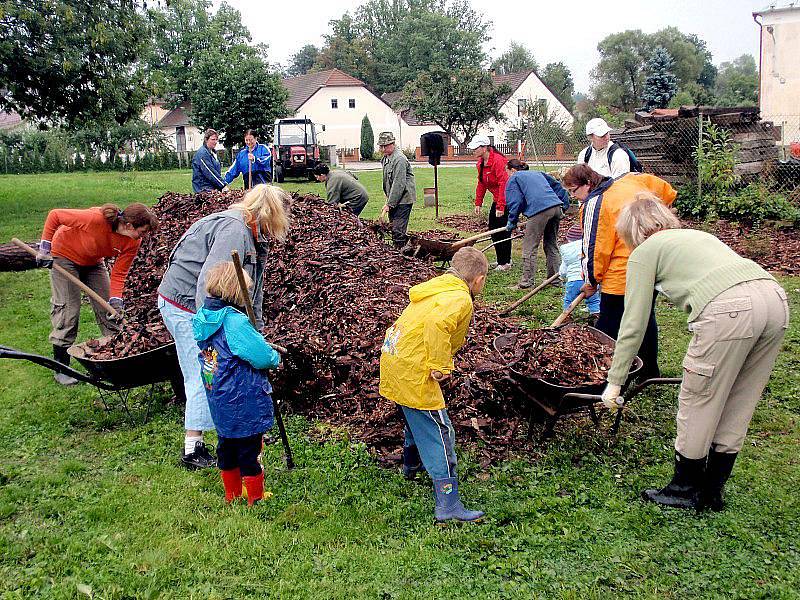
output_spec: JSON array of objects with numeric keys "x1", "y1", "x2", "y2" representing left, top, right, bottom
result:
[{"x1": 379, "y1": 131, "x2": 416, "y2": 248}]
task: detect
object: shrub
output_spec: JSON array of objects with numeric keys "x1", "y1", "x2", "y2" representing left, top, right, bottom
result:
[
  {"x1": 360, "y1": 115, "x2": 374, "y2": 161},
  {"x1": 402, "y1": 147, "x2": 416, "y2": 161}
]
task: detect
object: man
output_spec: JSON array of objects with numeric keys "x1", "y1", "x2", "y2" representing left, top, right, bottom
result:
[
  {"x1": 576, "y1": 118, "x2": 631, "y2": 179},
  {"x1": 313, "y1": 163, "x2": 369, "y2": 217},
  {"x1": 378, "y1": 132, "x2": 416, "y2": 248}
]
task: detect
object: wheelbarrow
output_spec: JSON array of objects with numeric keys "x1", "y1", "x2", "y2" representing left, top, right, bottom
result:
[
  {"x1": 0, "y1": 339, "x2": 184, "y2": 423},
  {"x1": 402, "y1": 226, "x2": 509, "y2": 262},
  {"x1": 493, "y1": 324, "x2": 681, "y2": 440}
]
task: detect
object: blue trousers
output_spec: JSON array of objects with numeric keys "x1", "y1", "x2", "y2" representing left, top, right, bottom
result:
[
  {"x1": 400, "y1": 405, "x2": 457, "y2": 480},
  {"x1": 564, "y1": 280, "x2": 600, "y2": 314}
]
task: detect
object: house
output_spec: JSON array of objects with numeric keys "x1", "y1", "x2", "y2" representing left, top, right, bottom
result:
[
  {"x1": 0, "y1": 110, "x2": 25, "y2": 132},
  {"x1": 141, "y1": 100, "x2": 210, "y2": 153},
  {"x1": 753, "y1": 3, "x2": 800, "y2": 142}
]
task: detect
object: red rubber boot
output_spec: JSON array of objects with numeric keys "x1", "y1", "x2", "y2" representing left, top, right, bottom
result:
[
  {"x1": 242, "y1": 471, "x2": 264, "y2": 506},
  {"x1": 220, "y1": 468, "x2": 242, "y2": 503}
]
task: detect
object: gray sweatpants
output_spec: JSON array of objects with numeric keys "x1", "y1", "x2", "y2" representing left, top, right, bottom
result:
[
  {"x1": 676, "y1": 279, "x2": 789, "y2": 459},
  {"x1": 519, "y1": 205, "x2": 562, "y2": 287},
  {"x1": 49, "y1": 257, "x2": 120, "y2": 348}
]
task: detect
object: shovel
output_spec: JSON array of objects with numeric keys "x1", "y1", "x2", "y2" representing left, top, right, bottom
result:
[
  {"x1": 550, "y1": 292, "x2": 586, "y2": 327},
  {"x1": 450, "y1": 226, "x2": 508, "y2": 251},
  {"x1": 500, "y1": 273, "x2": 560, "y2": 316}
]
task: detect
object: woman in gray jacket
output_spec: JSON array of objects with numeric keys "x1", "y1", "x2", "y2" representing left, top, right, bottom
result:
[{"x1": 158, "y1": 184, "x2": 290, "y2": 469}]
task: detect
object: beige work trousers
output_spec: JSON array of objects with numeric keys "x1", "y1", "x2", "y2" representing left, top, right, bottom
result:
[
  {"x1": 49, "y1": 257, "x2": 120, "y2": 348},
  {"x1": 676, "y1": 279, "x2": 789, "y2": 459}
]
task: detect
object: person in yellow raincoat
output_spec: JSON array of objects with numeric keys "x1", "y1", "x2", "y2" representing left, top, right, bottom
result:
[{"x1": 379, "y1": 247, "x2": 488, "y2": 523}]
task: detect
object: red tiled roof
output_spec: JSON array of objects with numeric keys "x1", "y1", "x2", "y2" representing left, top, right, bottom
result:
[
  {"x1": 282, "y1": 69, "x2": 366, "y2": 112},
  {"x1": 157, "y1": 103, "x2": 191, "y2": 128},
  {"x1": 491, "y1": 69, "x2": 536, "y2": 105}
]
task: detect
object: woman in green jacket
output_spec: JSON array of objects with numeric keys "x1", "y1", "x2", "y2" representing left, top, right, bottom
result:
[{"x1": 601, "y1": 193, "x2": 789, "y2": 512}]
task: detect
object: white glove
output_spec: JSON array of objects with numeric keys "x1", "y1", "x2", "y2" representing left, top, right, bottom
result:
[
  {"x1": 601, "y1": 383, "x2": 623, "y2": 410},
  {"x1": 222, "y1": 185, "x2": 230, "y2": 192}
]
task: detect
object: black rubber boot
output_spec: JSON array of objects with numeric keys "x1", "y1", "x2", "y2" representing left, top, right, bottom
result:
[
  {"x1": 699, "y1": 449, "x2": 738, "y2": 512},
  {"x1": 641, "y1": 451, "x2": 706, "y2": 510},
  {"x1": 52, "y1": 345, "x2": 79, "y2": 386}
]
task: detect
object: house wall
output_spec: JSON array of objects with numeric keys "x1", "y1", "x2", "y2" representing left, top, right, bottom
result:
[
  {"x1": 759, "y1": 8, "x2": 800, "y2": 141},
  {"x1": 141, "y1": 103, "x2": 170, "y2": 126}
]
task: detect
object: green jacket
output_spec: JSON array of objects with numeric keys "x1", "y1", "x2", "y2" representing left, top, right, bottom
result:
[
  {"x1": 381, "y1": 148, "x2": 416, "y2": 207},
  {"x1": 325, "y1": 169, "x2": 369, "y2": 216}
]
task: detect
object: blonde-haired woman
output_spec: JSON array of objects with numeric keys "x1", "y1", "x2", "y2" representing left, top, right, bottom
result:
[
  {"x1": 601, "y1": 193, "x2": 789, "y2": 511},
  {"x1": 158, "y1": 184, "x2": 290, "y2": 469}
]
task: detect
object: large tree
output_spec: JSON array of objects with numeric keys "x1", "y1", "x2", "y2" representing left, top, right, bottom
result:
[
  {"x1": 401, "y1": 66, "x2": 509, "y2": 145},
  {"x1": 287, "y1": 45, "x2": 320, "y2": 77},
  {"x1": 541, "y1": 62, "x2": 575, "y2": 112},
  {"x1": 642, "y1": 47, "x2": 678, "y2": 110},
  {"x1": 491, "y1": 42, "x2": 538, "y2": 76},
  {"x1": 0, "y1": 0, "x2": 149, "y2": 129},
  {"x1": 714, "y1": 54, "x2": 758, "y2": 106}
]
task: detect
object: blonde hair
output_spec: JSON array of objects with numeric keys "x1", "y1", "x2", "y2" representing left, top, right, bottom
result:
[
  {"x1": 205, "y1": 261, "x2": 252, "y2": 306},
  {"x1": 451, "y1": 246, "x2": 489, "y2": 282},
  {"x1": 617, "y1": 192, "x2": 682, "y2": 249},
  {"x1": 230, "y1": 184, "x2": 290, "y2": 242}
]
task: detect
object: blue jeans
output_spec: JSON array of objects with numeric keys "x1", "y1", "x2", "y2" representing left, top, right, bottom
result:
[
  {"x1": 564, "y1": 280, "x2": 600, "y2": 314},
  {"x1": 400, "y1": 405, "x2": 457, "y2": 480},
  {"x1": 158, "y1": 297, "x2": 215, "y2": 431}
]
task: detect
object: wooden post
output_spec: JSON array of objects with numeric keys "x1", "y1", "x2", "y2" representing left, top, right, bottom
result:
[{"x1": 433, "y1": 162, "x2": 439, "y2": 219}]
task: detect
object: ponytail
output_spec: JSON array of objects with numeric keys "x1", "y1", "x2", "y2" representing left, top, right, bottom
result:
[
  {"x1": 506, "y1": 158, "x2": 529, "y2": 171},
  {"x1": 100, "y1": 203, "x2": 123, "y2": 229},
  {"x1": 101, "y1": 202, "x2": 159, "y2": 232}
]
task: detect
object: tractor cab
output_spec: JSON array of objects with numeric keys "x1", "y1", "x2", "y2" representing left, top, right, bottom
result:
[{"x1": 273, "y1": 118, "x2": 322, "y2": 181}]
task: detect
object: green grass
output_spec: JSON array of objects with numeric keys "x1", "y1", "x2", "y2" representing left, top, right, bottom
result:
[{"x1": 0, "y1": 169, "x2": 799, "y2": 598}]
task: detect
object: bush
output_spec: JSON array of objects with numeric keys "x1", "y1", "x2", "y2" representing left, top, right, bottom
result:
[
  {"x1": 675, "y1": 182, "x2": 800, "y2": 225},
  {"x1": 360, "y1": 115, "x2": 374, "y2": 161},
  {"x1": 402, "y1": 147, "x2": 416, "y2": 161}
]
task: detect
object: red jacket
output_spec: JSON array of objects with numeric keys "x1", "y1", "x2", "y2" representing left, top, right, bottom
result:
[{"x1": 475, "y1": 149, "x2": 509, "y2": 212}]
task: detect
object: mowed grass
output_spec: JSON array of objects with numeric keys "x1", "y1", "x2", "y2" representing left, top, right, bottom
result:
[{"x1": 0, "y1": 169, "x2": 799, "y2": 598}]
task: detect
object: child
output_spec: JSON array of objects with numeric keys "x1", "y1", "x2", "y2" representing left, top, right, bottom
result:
[
  {"x1": 379, "y1": 246, "x2": 488, "y2": 523},
  {"x1": 559, "y1": 224, "x2": 600, "y2": 321},
  {"x1": 192, "y1": 262, "x2": 281, "y2": 505}
]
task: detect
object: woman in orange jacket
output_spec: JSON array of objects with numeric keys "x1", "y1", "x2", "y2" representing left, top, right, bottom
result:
[
  {"x1": 562, "y1": 164, "x2": 677, "y2": 378},
  {"x1": 468, "y1": 135, "x2": 512, "y2": 271}
]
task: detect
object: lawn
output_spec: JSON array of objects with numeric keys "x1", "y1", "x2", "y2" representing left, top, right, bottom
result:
[{"x1": 0, "y1": 169, "x2": 798, "y2": 598}]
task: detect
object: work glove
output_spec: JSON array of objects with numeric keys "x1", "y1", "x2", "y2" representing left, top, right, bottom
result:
[
  {"x1": 600, "y1": 383, "x2": 623, "y2": 411},
  {"x1": 35, "y1": 241, "x2": 53, "y2": 268},
  {"x1": 495, "y1": 208, "x2": 504, "y2": 218},
  {"x1": 108, "y1": 297, "x2": 124, "y2": 320},
  {"x1": 505, "y1": 223, "x2": 515, "y2": 233},
  {"x1": 222, "y1": 185, "x2": 230, "y2": 192}
]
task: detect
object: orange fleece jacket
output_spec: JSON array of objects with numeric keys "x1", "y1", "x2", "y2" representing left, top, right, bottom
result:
[{"x1": 41, "y1": 208, "x2": 141, "y2": 299}]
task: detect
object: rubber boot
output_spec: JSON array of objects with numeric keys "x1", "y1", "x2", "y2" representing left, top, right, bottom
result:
[
  {"x1": 243, "y1": 471, "x2": 264, "y2": 506},
  {"x1": 433, "y1": 477, "x2": 484, "y2": 523},
  {"x1": 641, "y1": 451, "x2": 705, "y2": 510},
  {"x1": 402, "y1": 445, "x2": 424, "y2": 480},
  {"x1": 220, "y1": 468, "x2": 243, "y2": 503},
  {"x1": 53, "y1": 345, "x2": 79, "y2": 386},
  {"x1": 699, "y1": 449, "x2": 738, "y2": 512}
]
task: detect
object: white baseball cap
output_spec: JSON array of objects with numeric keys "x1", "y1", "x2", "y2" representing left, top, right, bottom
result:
[
  {"x1": 467, "y1": 134, "x2": 491, "y2": 150},
  {"x1": 585, "y1": 117, "x2": 612, "y2": 137}
]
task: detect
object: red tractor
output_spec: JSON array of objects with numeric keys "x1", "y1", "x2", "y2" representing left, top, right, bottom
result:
[{"x1": 272, "y1": 117, "x2": 323, "y2": 182}]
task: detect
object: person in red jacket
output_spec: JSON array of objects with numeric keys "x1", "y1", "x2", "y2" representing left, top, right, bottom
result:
[
  {"x1": 37, "y1": 203, "x2": 158, "y2": 385},
  {"x1": 468, "y1": 135, "x2": 512, "y2": 271}
]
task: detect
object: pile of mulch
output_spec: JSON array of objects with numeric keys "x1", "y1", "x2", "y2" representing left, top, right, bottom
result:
[{"x1": 436, "y1": 214, "x2": 487, "y2": 234}]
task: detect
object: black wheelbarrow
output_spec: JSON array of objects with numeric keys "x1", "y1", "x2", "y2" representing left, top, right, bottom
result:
[
  {"x1": 493, "y1": 324, "x2": 681, "y2": 440},
  {"x1": 0, "y1": 338, "x2": 184, "y2": 423}
]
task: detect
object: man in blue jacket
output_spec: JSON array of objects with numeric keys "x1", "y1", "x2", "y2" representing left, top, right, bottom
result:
[
  {"x1": 504, "y1": 159, "x2": 571, "y2": 289},
  {"x1": 224, "y1": 130, "x2": 272, "y2": 189},
  {"x1": 191, "y1": 129, "x2": 229, "y2": 193}
]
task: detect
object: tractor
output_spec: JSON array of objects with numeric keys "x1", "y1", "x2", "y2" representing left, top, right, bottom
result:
[{"x1": 272, "y1": 118, "x2": 323, "y2": 182}]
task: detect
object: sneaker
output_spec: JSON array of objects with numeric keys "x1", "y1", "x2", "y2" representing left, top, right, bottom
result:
[
  {"x1": 181, "y1": 441, "x2": 217, "y2": 470},
  {"x1": 494, "y1": 262, "x2": 513, "y2": 272},
  {"x1": 510, "y1": 282, "x2": 532, "y2": 290}
]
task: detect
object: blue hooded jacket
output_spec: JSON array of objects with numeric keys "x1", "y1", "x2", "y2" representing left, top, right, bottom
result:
[
  {"x1": 191, "y1": 144, "x2": 227, "y2": 193},
  {"x1": 504, "y1": 170, "x2": 571, "y2": 231},
  {"x1": 224, "y1": 143, "x2": 272, "y2": 185},
  {"x1": 192, "y1": 297, "x2": 281, "y2": 438}
]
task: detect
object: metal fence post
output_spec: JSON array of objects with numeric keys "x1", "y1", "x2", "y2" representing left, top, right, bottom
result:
[{"x1": 697, "y1": 112, "x2": 703, "y2": 200}]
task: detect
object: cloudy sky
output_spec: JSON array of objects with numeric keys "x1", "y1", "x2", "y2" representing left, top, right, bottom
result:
[{"x1": 216, "y1": 0, "x2": 766, "y2": 92}]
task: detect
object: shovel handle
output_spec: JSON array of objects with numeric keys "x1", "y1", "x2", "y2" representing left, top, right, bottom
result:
[
  {"x1": 550, "y1": 292, "x2": 585, "y2": 327},
  {"x1": 500, "y1": 273, "x2": 560, "y2": 316},
  {"x1": 451, "y1": 226, "x2": 508, "y2": 250},
  {"x1": 11, "y1": 238, "x2": 119, "y2": 319}
]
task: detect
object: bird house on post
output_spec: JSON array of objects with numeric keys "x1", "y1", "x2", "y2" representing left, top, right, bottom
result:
[{"x1": 420, "y1": 132, "x2": 446, "y2": 218}]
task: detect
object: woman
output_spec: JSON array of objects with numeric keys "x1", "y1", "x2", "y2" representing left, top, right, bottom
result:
[
  {"x1": 37, "y1": 203, "x2": 159, "y2": 385},
  {"x1": 224, "y1": 129, "x2": 273, "y2": 189},
  {"x1": 601, "y1": 194, "x2": 789, "y2": 511},
  {"x1": 158, "y1": 184, "x2": 290, "y2": 470},
  {"x1": 192, "y1": 128, "x2": 229, "y2": 193},
  {"x1": 467, "y1": 134, "x2": 511, "y2": 271},
  {"x1": 562, "y1": 164, "x2": 677, "y2": 378},
  {"x1": 504, "y1": 159, "x2": 570, "y2": 289}
]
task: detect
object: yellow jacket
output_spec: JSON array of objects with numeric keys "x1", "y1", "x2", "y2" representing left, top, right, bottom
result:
[{"x1": 379, "y1": 274, "x2": 474, "y2": 411}]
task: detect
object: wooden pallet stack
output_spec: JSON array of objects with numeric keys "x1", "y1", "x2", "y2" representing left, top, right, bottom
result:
[{"x1": 613, "y1": 106, "x2": 780, "y2": 185}]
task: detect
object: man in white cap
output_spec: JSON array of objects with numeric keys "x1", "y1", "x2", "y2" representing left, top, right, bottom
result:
[{"x1": 576, "y1": 118, "x2": 631, "y2": 179}]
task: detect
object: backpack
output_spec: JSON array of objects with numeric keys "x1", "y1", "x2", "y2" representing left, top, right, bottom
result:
[{"x1": 583, "y1": 142, "x2": 643, "y2": 173}]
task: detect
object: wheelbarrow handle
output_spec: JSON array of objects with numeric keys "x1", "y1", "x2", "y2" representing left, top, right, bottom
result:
[
  {"x1": 562, "y1": 377, "x2": 683, "y2": 406},
  {"x1": 0, "y1": 345, "x2": 113, "y2": 389},
  {"x1": 500, "y1": 273, "x2": 561, "y2": 316},
  {"x1": 561, "y1": 392, "x2": 623, "y2": 407},
  {"x1": 451, "y1": 227, "x2": 508, "y2": 250}
]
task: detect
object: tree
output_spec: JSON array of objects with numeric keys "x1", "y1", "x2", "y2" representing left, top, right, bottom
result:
[
  {"x1": 401, "y1": 66, "x2": 510, "y2": 145},
  {"x1": 714, "y1": 55, "x2": 758, "y2": 106},
  {"x1": 651, "y1": 28, "x2": 715, "y2": 92},
  {"x1": 189, "y1": 49, "x2": 288, "y2": 148},
  {"x1": 642, "y1": 47, "x2": 678, "y2": 111},
  {"x1": 287, "y1": 45, "x2": 320, "y2": 77},
  {"x1": 315, "y1": 13, "x2": 377, "y2": 86},
  {"x1": 71, "y1": 120, "x2": 167, "y2": 163},
  {"x1": 491, "y1": 42, "x2": 537, "y2": 76},
  {"x1": 0, "y1": 0, "x2": 149, "y2": 129},
  {"x1": 360, "y1": 115, "x2": 375, "y2": 161},
  {"x1": 591, "y1": 30, "x2": 654, "y2": 111},
  {"x1": 541, "y1": 62, "x2": 575, "y2": 112}
]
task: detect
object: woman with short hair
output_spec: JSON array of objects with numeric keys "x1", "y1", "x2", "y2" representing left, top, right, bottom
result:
[
  {"x1": 602, "y1": 194, "x2": 789, "y2": 511},
  {"x1": 192, "y1": 128, "x2": 228, "y2": 193},
  {"x1": 224, "y1": 129, "x2": 273, "y2": 189},
  {"x1": 158, "y1": 184, "x2": 290, "y2": 470}
]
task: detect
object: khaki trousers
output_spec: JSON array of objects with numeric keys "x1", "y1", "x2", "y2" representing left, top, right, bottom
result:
[
  {"x1": 49, "y1": 257, "x2": 120, "y2": 348},
  {"x1": 676, "y1": 279, "x2": 789, "y2": 459},
  {"x1": 519, "y1": 205, "x2": 562, "y2": 287}
]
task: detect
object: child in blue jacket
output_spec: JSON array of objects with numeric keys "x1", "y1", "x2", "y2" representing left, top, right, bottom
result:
[
  {"x1": 559, "y1": 223, "x2": 600, "y2": 319},
  {"x1": 192, "y1": 261, "x2": 281, "y2": 505}
]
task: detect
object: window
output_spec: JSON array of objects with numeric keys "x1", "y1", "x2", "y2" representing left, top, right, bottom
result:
[
  {"x1": 349, "y1": 98, "x2": 356, "y2": 109},
  {"x1": 331, "y1": 99, "x2": 338, "y2": 109},
  {"x1": 517, "y1": 98, "x2": 528, "y2": 117}
]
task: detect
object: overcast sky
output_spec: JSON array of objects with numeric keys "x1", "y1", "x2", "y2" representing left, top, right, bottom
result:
[{"x1": 215, "y1": 0, "x2": 766, "y2": 93}]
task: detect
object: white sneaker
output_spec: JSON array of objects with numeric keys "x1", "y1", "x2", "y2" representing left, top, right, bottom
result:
[{"x1": 494, "y1": 262, "x2": 513, "y2": 272}]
